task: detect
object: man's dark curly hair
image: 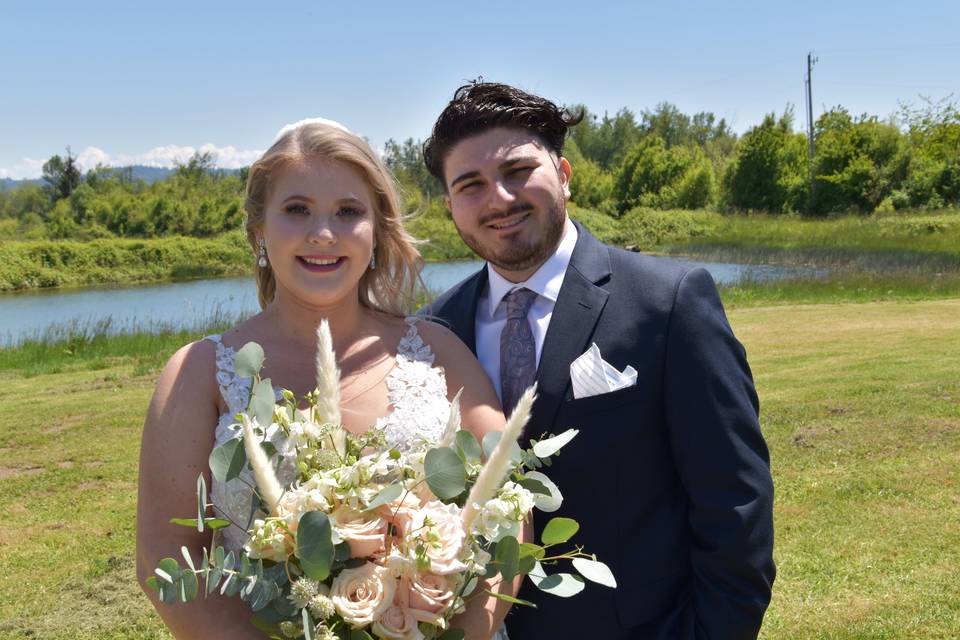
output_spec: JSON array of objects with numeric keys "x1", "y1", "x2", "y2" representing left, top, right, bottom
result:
[{"x1": 423, "y1": 81, "x2": 583, "y2": 186}]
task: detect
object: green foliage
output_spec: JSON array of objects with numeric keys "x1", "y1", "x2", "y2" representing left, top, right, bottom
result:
[
  {"x1": 424, "y1": 447, "x2": 467, "y2": 499},
  {"x1": 0, "y1": 231, "x2": 251, "y2": 291},
  {"x1": 296, "y1": 512, "x2": 335, "y2": 581},
  {"x1": 724, "y1": 111, "x2": 808, "y2": 213},
  {"x1": 811, "y1": 108, "x2": 909, "y2": 215},
  {"x1": 42, "y1": 147, "x2": 83, "y2": 203},
  {"x1": 614, "y1": 137, "x2": 716, "y2": 212}
]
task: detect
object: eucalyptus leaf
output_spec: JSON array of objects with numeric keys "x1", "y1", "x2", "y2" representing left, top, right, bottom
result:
[
  {"x1": 541, "y1": 517, "x2": 580, "y2": 545},
  {"x1": 455, "y1": 430, "x2": 482, "y2": 462},
  {"x1": 302, "y1": 607, "x2": 314, "y2": 640},
  {"x1": 158, "y1": 581, "x2": 177, "y2": 604},
  {"x1": 482, "y1": 431, "x2": 523, "y2": 464},
  {"x1": 350, "y1": 630, "x2": 375, "y2": 640},
  {"x1": 437, "y1": 630, "x2": 466, "y2": 640},
  {"x1": 515, "y1": 476, "x2": 550, "y2": 496},
  {"x1": 528, "y1": 562, "x2": 585, "y2": 597},
  {"x1": 483, "y1": 589, "x2": 537, "y2": 608},
  {"x1": 145, "y1": 576, "x2": 159, "y2": 592},
  {"x1": 297, "y1": 511, "x2": 334, "y2": 581},
  {"x1": 156, "y1": 557, "x2": 180, "y2": 584},
  {"x1": 522, "y1": 471, "x2": 563, "y2": 512},
  {"x1": 209, "y1": 438, "x2": 246, "y2": 483},
  {"x1": 519, "y1": 542, "x2": 546, "y2": 561},
  {"x1": 234, "y1": 342, "x2": 265, "y2": 378},
  {"x1": 180, "y1": 546, "x2": 195, "y2": 571},
  {"x1": 572, "y1": 557, "x2": 617, "y2": 588},
  {"x1": 532, "y1": 429, "x2": 579, "y2": 458},
  {"x1": 461, "y1": 574, "x2": 479, "y2": 597},
  {"x1": 424, "y1": 447, "x2": 466, "y2": 500},
  {"x1": 494, "y1": 535, "x2": 520, "y2": 582},
  {"x1": 179, "y1": 569, "x2": 199, "y2": 602},
  {"x1": 196, "y1": 474, "x2": 207, "y2": 532},
  {"x1": 363, "y1": 483, "x2": 403, "y2": 512},
  {"x1": 250, "y1": 379, "x2": 276, "y2": 427}
]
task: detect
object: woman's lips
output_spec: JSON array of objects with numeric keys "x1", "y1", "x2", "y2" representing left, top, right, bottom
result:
[{"x1": 297, "y1": 256, "x2": 345, "y2": 272}]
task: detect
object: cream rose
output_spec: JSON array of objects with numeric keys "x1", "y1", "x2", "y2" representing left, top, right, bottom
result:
[
  {"x1": 416, "y1": 500, "x2": 467, "y2": 575},
  {"x1": 406, "y1": 571, "x2": 456, "y2": 625},
  {"x1": 330, "y1": 562, "x2": 396, "y2": 627},
  {"x1": 332, "y1": 506, "x2": 389, "y2": 558}
]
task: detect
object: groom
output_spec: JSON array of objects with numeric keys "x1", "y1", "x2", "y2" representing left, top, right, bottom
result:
[{"x1": 421, "y1": 82, "x2": 775, "y2": 639}]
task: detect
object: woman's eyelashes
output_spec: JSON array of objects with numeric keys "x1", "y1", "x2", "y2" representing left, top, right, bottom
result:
[{"x1": 282, "y1": 203, "x2": 366, "y2": 217}]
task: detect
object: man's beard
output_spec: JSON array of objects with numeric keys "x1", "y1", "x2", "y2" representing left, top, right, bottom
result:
[{"x1": 458, "y1": 196, "x2": 566, "y2": 275}]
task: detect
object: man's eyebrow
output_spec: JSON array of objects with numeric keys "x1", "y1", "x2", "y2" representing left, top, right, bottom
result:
[
  {"x1": 449, "y1": 170, "x2": 481, "y2": 190},
  {"x1": 500, "y1": 156, "x2": 538, "y2": 169}
]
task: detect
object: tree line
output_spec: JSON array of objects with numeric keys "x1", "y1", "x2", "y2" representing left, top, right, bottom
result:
[{"x1": 2, "y1": 96, "x2": 958, "y2": 241}]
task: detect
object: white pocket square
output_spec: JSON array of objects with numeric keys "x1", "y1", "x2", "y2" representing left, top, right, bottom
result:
[{"x1": 570, "y1": 343, "x2": 638, "y2": 399}]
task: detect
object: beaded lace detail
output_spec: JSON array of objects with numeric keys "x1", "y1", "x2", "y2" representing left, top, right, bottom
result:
[{"x1": 203, "y1": 318, "x2": 449, "y2": 552}]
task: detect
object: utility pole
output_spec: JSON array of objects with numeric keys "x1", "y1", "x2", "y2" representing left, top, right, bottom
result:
[{"x1": 805, "y1": 51, "x2": 818, "y2": 212}]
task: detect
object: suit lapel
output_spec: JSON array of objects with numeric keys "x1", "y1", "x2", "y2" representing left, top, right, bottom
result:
[
  {"x1": 530, "y1": 225, "x2": 612, "y2": 435},
  {"x1": 442, "y1": 268, "x2": 487, "y2": 357}
]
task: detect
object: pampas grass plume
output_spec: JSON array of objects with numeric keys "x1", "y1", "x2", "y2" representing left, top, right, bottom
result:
[
  {"x1": 315, "y1": 320, "x2": 347, "y2": 457},
  {"x1": 438, "y1": 388, "x2": 463, "y2": 448},
  {"x1": 461, "y1": 385, "x2": 536, "y2": 532},
  {"x1": 241, "y1": 413, "x2": 284, "y2": 516}
]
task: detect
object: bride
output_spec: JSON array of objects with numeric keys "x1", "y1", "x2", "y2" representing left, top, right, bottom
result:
[{"x1": 136, "y1": 119, "x2": 520, "y2": 639}]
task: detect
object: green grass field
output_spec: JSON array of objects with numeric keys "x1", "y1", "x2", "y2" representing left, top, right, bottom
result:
[{"x1": 1, "y1": 293, "x2": 958, "y2": 638}]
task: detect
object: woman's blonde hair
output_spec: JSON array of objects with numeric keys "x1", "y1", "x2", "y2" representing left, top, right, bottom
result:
[{"x1": 245, "y1": 121, "x2": 422, "y2": 316}]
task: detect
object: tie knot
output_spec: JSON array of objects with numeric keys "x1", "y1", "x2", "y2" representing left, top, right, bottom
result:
[{"x1": 504, "y1": 288, "x2": 537, "y2": 320}]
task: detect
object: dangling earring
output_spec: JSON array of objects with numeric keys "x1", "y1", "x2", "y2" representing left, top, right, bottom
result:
[
  {"x1": 369, "y1": 250, "x2": 376, "y2": 271},
  {"x1": 258, "y1": 238, "x2": 268, "y2": 268}
]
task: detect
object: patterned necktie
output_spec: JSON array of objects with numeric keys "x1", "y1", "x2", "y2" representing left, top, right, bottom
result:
[{"x1": 499, "y1": 287, "x2": 539, "y2": 415}]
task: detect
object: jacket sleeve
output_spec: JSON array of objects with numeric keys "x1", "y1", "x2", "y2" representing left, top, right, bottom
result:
[{"x1": 662, "y1": 267, "x2": 776, "y2": 639}]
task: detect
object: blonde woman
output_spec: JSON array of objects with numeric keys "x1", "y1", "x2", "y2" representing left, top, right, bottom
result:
[{"x1": 136, "y1": 120, "x2": 519, "y2": 639}]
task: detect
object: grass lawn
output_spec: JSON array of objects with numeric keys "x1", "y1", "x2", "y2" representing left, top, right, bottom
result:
[{"x1": 1, "y1": 297, "x2": 958, "y2": 638}]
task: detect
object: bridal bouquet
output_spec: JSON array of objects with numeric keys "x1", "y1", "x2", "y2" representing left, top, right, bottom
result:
[{"x1": 148, "y1": 321, "x2": 615, "y2": 640}]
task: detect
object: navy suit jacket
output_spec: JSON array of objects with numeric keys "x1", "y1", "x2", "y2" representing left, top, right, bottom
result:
[{"x1": 423, "y1": 224, "x2": 775, "y2": 639}]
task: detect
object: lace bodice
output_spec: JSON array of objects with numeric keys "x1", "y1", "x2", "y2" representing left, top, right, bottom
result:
[{"x1": 204, "y1": 318, "x2": 450, "y2": 552}]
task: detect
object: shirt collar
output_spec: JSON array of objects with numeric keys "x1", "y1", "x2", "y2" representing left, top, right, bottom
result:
[{"x1": 484, "y1": 217, "x2": 578, "y2": 318}]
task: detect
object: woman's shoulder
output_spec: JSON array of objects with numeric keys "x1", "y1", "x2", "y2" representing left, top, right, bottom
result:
[{"x1": 409, "y1": 318, "x2": 473, "y2": 361}]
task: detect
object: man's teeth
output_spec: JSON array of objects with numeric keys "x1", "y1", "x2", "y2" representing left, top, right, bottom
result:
[
  {"x1": 490, "y1": 213, "x2": 529, "y2": 229},
  {"x1": 302, "y1": 257, "x2": 339, "y2": 265}
]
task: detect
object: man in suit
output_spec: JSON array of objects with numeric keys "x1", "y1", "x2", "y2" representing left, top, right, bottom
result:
[{"x1": 421, "y1": 82, "x2": 775, "y2": 639}]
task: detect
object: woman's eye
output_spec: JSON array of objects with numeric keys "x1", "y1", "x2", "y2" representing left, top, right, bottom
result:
[
  {"x1": 338, "y1": 206, "x2": 364, "y2": 217},
  {"x1": 284, "y1": 204, "x2": 309, "y2": 215}
]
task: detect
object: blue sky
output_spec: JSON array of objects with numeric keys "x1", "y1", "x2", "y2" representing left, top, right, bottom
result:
[{"x1": 1, "y1": 0, "x2": 957, "y2": 178}]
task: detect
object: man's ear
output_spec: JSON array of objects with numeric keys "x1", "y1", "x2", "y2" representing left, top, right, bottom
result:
[{"x1": 558, "y1": 157, "x2": 572, "y2": 201}]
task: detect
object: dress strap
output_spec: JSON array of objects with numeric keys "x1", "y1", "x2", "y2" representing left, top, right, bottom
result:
[
  {"x1": 204, "y1": 334, "x2": 251, "y2": 414},
  {"x1": 397, "y1": 317, "x2": 435, "y2": 364}
]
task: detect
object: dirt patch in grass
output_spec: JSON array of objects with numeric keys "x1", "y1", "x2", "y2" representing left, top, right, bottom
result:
[
  {"x1": 43, "y1": 414, "x2": 86, "y2": 434},
  {"x1": 0, "y1": 466, "x2": 43, "y2": 479},
  {"x1": 792, "y1": 425, "x2": 840, "y2": 448}
]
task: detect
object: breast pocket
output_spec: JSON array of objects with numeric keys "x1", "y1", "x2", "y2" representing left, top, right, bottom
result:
[{"x1": 561, "y1": 383, "x2": 648, "y2": 422}]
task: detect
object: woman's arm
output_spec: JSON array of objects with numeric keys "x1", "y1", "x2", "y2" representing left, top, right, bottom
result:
[
  {"x1": 419, "y1": 322, "x2": 532, "y2": 639},
  {"x1": 136, "y1": 341, "x2": 266, "y2": 639}
]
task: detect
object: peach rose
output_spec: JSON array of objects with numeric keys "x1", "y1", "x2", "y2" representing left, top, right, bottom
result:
[
  {"x1": 330, "y1": 562, "x2": 396, "y2": 627},
  {"x1": 332, "y1": 506, "x2": 389, "y2": 558},
  {"x1": 377, "y1": 491, "x2": 423, "y2": 538},
  {"x1": 406, "y1": 571, "x2": 456, "y2": 625},
  {"x1": 372, "y1": 601, "x2": 425, "y2": 640}
]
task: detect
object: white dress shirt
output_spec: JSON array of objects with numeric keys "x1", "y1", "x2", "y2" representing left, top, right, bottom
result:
[{"x1": 476, "y1": 218, "x2": 578, "y2": 404}]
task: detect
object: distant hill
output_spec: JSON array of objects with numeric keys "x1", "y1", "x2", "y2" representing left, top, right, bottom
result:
[{"x1": 0, "y1": 165, "x2": 242, "y2": 190}]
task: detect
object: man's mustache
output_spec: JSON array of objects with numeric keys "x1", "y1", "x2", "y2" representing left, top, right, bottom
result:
[{"x1": 478, "y1": 203, "x2": 534, "y2": 227}]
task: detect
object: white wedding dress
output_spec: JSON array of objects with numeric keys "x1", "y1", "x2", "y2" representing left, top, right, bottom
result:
[{"x1": 204, "y1": 318, "x2": 509, "y2": 639}]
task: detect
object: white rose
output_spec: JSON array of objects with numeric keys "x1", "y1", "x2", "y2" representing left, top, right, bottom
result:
[
  {"x1": 415, "y1": 501, "x2": 467, "y2": 575},
  {"x1": 471, "y1": 498, "x2": 520, "y2": 542},
  {"x1": 330, "y1": 562, "x2": 395, "y2": 627}
]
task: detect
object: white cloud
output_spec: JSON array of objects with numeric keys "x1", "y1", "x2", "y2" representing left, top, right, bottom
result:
[
  {"x1": 1, "y1": 143, "x2": 263, "y2": 180},
  {"x1": 0, "y1": 158, "x2": 45, "y2": 180},
  {"x1": 76, "y1": 146, "x2": 113, "y2": 171}
]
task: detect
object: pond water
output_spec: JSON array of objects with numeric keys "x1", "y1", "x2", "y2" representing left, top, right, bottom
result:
[{"x1": 0, "y1": 258, "x2": 814, "y2": 346}]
